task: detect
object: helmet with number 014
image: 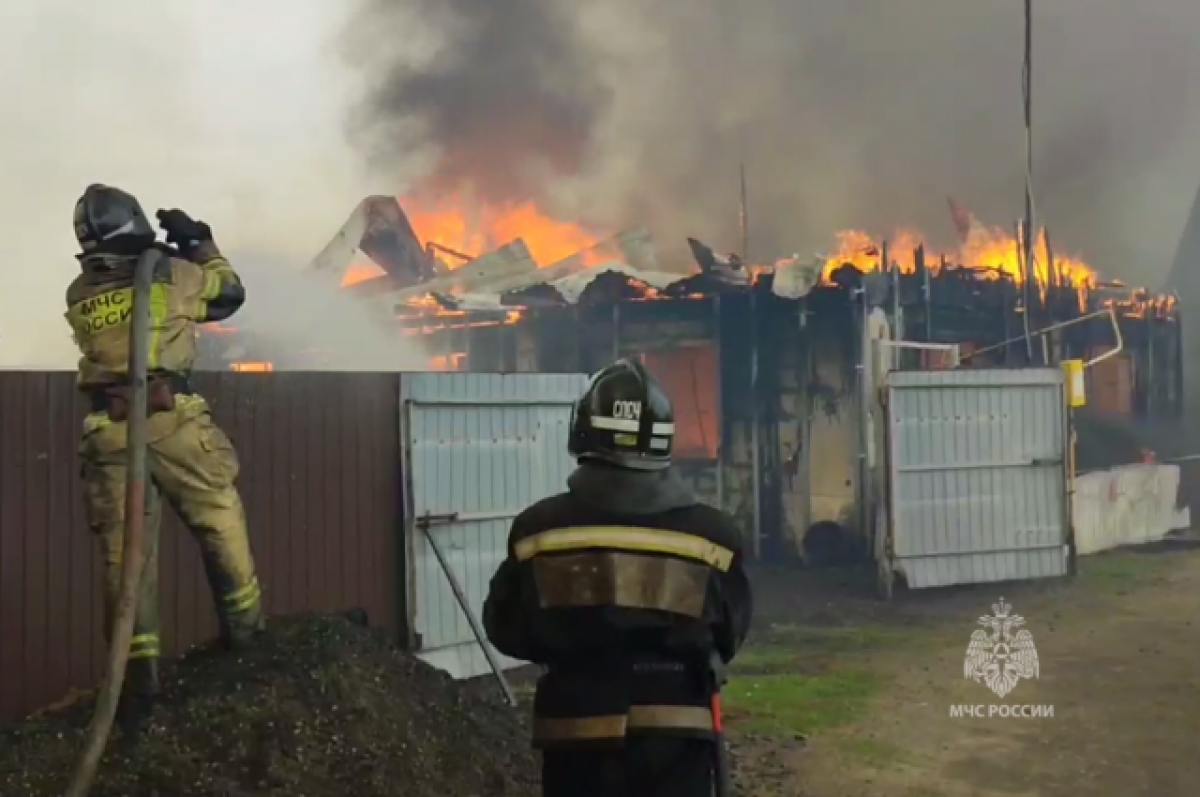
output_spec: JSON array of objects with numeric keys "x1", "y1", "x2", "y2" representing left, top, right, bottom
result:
[
  {"x1": 569, "y1": 358, "x2": 675, "y2": 471},
  {"x1": 73, "y1": 183, "x2": 156, "y2": 255}
]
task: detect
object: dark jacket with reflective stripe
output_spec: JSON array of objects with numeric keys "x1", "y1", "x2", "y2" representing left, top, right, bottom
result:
[{"x1": 483, "y1": 463, "x2": 753, "y2": 748}]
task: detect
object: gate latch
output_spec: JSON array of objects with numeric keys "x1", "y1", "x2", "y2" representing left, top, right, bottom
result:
[
  {"x1": 415, "y1": 511, "x2": 460, "y2": 530},
  {"x1": 1030, "y1": 457, "x2": 1063, "y2": 467}
]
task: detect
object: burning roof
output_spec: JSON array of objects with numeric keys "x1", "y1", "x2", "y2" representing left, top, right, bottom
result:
[{"x1": 308, "y1": 194, "x2": 1171, "y2": 326}]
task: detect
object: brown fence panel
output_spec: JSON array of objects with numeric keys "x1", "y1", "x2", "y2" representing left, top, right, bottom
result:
[
  {"x1": 0, "y1": 371, "x2": 404, "y2": 725},
  {"x1": 0, "y1": 373, "x2": 99, "y2": 724}
]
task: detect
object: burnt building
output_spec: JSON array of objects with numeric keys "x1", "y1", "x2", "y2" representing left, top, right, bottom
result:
[
  {"x1": 384, "y1": 250, "x2": 1179, "y2": 562},
  {"x1": 203, "y1": 198, "x2": 1182, "y2": 561}
]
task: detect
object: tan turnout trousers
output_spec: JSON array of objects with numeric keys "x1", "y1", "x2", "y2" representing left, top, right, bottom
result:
[{"x1": 79, "y1": 393, "x2": 264, "y2": 693}]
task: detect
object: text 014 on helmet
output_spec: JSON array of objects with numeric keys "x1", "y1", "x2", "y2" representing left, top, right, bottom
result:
[{"x1": 569, "y1": 358, "x2": 675, "y2": 471}]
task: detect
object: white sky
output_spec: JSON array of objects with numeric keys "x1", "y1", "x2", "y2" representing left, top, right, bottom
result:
[{"x1": 0, "y1": 0, "x2": 376, "y2": 366}]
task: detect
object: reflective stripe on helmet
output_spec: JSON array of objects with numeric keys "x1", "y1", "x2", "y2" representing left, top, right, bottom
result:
[
  {"x1": 589, "y1": 416, "x2": 674, "y2": 435},
  {"x1": 100, "y1": 219, "x2": 139, "y2": 241}
]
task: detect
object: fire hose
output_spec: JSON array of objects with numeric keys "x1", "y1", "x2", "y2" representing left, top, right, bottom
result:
[{"x1": 64, "y1": 247, "x2": 162, "y2": 797}]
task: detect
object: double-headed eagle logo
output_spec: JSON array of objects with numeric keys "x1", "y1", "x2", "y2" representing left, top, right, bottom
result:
[{"x1": 963, "y1": 598, "x2": 1040, "y2": 698}]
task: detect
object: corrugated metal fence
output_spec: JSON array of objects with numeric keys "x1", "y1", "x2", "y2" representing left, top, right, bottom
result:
[
  {"x1": 0, "y1": 371, "x2": 404, "y2": 724},
  {"x1": 882, "y1": 368, "x2": 1070, "y2": 591},
  {"x1": 401, "y1": 373, "x2": 588, "y2": 678}
]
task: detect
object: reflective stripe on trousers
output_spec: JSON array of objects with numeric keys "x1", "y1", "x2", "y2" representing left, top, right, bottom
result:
[
  {"x1": 222, "y1": 576, "x2": 261, "y2": 616},
  {"x1": 533, "y1": 705, "x2": 715, "y2": 743},
  {"x1": 128, "y1": 632, "x2": 161, "y2": 660}
]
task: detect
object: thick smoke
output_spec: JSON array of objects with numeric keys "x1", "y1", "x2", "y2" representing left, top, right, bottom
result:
[
  {"x1": 344, "y1": 0, "x2": 610, "y2": 204},
  {"x1": 0, "y1": 0, "x2": 381, "y2": 367},
  {"x1": 347, "y1": 0, "x2": 1200, "y2": 284},
  {"x1": 209, "y1": 255, "x2": 432, "y2": 371}
]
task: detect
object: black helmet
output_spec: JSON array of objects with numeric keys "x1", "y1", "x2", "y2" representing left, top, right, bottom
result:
[
  {"x1": 569, "y1": 358, "x2": 674, "y2": 471},
  {"x1": 73, "y1": 184, "x2": 156, "y2": 254}
]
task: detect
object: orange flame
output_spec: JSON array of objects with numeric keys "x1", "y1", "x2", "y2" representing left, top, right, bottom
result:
[
  {"x1": 427, "y1": 352, "x2": 467, "y2": 371},
  {"x1": 406, "y1": 195, "x2": 603, "y2": 269},
  {"x1": 821, "y1": 226, "x2": 1096, "y2": 286},
  {"x1": 341, "y1": 259, "x2": 387, "y2": 287},
  {"x1": 339, "y1": 197, "x2": 605, "y2": 287},
  {"x1": 230, "y1": 362, "x2": 274, "y2": 373}
]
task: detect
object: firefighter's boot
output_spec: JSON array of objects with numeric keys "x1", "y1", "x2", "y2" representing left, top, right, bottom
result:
[{"x1": 115, "y1": 658, "x2": 159, "y2": 750}]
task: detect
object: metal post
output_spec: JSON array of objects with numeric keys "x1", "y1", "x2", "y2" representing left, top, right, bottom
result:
[
  {"x1": 797, "y1": 299, "x2": 812, "y2": 539},
  {"x1": 419, "y1": 513, "x2": 518, "y2": 707},
  {"x1": 886, "y1": 240, "x2": 901, "y2": 357},
  {"x1": 855, "y1": 282, "x2": 873, "y2": 548},
  {"x1": 750, "y1": 293, "x2": 762, "y2": 560},
  {"x1": 1021, "y1": 0, "x2": 1037, "y2": 362},
  {"x1": 739, "y1": 163, "x2": 749, "y2": 262},
  {"x1": 916, "y1": 245, "x2": 932, "y2": 342},
  {"x1": 66, "y1": 247, "x2": 161, "y2": 797},
  {"x1": 713, "y1": 297, "x2": 725, "y2": 510},
  {"x1": 1018, "y1": 222, "x2": 1034, "y2": 361}
]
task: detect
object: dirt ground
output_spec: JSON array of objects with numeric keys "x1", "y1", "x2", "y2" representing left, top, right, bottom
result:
[
  {"x1": 0, "y1": 614, "x2": 537, "y2": 797},
  {"x1": 727, "y1": 542, "x2": 1200, "y2": 797}
]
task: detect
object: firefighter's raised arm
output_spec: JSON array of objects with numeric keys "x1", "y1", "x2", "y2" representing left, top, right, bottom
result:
[{"x1": 156, "y1": 209, "x2": 245, "y2": 322}]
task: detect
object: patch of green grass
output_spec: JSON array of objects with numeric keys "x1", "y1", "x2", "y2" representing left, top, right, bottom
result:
[
  {"x1": 774, "y1": 625, "x2": 911, "y2": 652},
  {"x1": 731, "y1": 645, "x2": 800, "y2": 673},
  {"x1": 1078, "y1": 552, "x2": 1171, "y2": 586},
  {"x1": 732, "y1": 624, "x2": 915, "y2": 676},
  {"x1": 724, "y1": 668, "x2": 882, "y2": 736}
]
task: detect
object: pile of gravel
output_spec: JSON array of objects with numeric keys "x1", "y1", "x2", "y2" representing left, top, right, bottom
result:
[{"x1": 0, "y1": 614, "x2": 537, "y2": 797}]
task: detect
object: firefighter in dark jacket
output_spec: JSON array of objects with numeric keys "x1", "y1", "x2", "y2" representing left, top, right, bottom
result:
[{"x1": 483, "y1": 358, "x2": 754, "y2": 797}]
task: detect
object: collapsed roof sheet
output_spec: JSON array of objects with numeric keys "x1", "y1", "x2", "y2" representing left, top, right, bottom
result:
[
  {"x1": 308, "y1": 196, "x2": 436, "y2": 290},
  {"x1": 437, "y1": 260, "x2": 692, "y2": 311},
  {"x1": 393, "y1": 228, "x2": 693, "y2": 311},
  {"x1": 420, "y1": 229, "x2": 783, "y2": 311}
]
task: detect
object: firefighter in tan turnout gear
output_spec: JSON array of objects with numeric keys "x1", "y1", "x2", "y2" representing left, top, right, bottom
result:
[
  {"x1": 65, "y1": 184, "x2": 265, "y2": 736},
  {"x1": 484, "y1": 359, "x2": 754, "y2": 797}
]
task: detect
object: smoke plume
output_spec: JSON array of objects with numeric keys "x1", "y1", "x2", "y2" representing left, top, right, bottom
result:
[
  {"x1": 346, "y1": 0, "x2": 1200, "y2": 284},
  {"x1": 344, "y1": 0, "x2": 610, "y2": 204},
  {"x1": 0, "y1": 0, "x2": 379, "y2": 367},
  {"x1": 208, "y1": 255, "x2": 432, "y2": 371}
]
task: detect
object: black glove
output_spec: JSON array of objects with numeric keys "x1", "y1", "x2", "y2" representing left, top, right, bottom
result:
[{"x1": 156, "y1": 208, "x2": 214, "y2": 256}]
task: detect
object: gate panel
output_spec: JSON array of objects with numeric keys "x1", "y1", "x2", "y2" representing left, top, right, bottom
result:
[
  {"x1": 400, "y1": 373, "x2": 587, "y2": 678},
  {"x1": 886, "y1": 368, "x2": 1069, "y2": 589}
]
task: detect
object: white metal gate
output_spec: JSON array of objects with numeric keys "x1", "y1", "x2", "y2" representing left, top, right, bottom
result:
[
  {"x1": 881, "y1": 368, "x2": 1070, "y2": 592},
  {"x1": 400, "y1": 373, "x2": 588, "y2": 678}
]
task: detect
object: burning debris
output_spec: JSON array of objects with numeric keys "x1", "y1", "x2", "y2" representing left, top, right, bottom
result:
[
  {"x1": 820, "y1": 197, "x2": 1097, "y2": 288},
  {"x1": 687, "y1": 238, "x2": 751, "y2": 287},
  {"x1": 0, "y1": 614, "x2": 537, "y2": 797},
  {"x1": 315, "y1": 193, "x2": 1150, "y2": 316},
  {"x1": 211, "y1": 192, "x2": 1176, "y2": 373}
]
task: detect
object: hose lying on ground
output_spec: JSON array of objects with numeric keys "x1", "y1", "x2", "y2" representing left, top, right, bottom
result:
[{"x1": 64, "y1": 248, "x2": 161, "y2": 797}]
